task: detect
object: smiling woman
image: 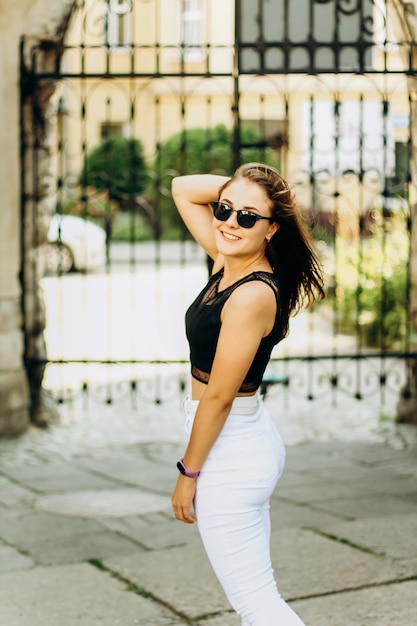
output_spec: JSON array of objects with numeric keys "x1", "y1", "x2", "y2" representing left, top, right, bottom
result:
[{"x1": 170, "y1": 162, "x2": 325, "y2": 625}]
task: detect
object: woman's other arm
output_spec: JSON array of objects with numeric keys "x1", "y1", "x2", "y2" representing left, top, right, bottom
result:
[{"x1": 172, "y1": 281, "x2": 277, "y2": 523}]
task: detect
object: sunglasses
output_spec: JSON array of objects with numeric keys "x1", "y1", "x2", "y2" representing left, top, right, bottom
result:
[{"x1": 210, "y1": 201, "x2": 275, "y2": 229}]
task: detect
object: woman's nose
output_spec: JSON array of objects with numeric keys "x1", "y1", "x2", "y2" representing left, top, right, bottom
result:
[{"x1": 225, "y1": 210, "x2": 239, "y2": 227}]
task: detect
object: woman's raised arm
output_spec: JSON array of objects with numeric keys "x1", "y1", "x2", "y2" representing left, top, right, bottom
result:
[{"x1": 171, "y1": 174, "x2": 229, "y2": 259}]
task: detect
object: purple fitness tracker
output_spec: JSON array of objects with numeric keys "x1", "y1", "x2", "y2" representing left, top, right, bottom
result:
[{"x1": 177, "y1": 459, "x2": 200, "y2": 478}]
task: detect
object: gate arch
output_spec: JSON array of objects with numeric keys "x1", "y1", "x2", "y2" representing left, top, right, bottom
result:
[{"x1": 20, "y1": 0, "x2": 417, "y2": 422}]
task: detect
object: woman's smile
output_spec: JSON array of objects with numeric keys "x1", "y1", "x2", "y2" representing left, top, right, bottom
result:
[{"x1": 221, "y1": 229, "x2": 241, "y2": 241}]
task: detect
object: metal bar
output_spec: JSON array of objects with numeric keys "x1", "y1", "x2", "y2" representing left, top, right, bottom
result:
[{"x1": 26, "y1": 352, "x2": 417, "y2": 365}]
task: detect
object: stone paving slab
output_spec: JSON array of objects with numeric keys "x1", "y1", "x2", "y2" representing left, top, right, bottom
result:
[
  {"x1": 277, "y1": 463, "x2": 372, "y2": 486},
  {"x1": 292, "y1": 580, "x2": 417, "y2": 626},
  {"x1": 104, "y1": 542, "x2": 228, "y2": 620},
  {"x1": 104, "y1": 523, "x2": 415, "y2": 621},
  {"x1": 279, "y1": 444, "x2": 361, "y2": 472},
  {"x1": 404, "y1": 491, "x2": 417, "y2": 504},
  {"x1": 270, "y1": 527, "x2": 416, "y2": 600},
  {"x1": 276, "y1": 479, "x2": 385, "y2": 504},
  {"x1": 0, "y1": 403, "x2": 187, "y2": 467},
  {"x1": 30, "y1": 531, "x2": 144, "y2": 567},
  {"x1": 34, "y1": 489, "x2": 172, "y2": 518},
  {"x1": 141, "y1": 441, "x2": 187, "y2": 463},
  {"x1": 283, "y1": 440, "x2": 417, "y2": 470},
  {"x1": 77, "y1": 456, "x2": 177, "y2": 494},
  {"x1": 0, "y1": 563, "x2": 185, "y2": 626},
  {"x1": 374, "y1": 476, "x2": 417, "y2": 498},
  {"x1": 0, "y1": 511, "x2": 144, "y2": 566},
  {"x1": 0, "y1": 545, "x2": 34, "y2": 572},
  {"x1": 0, "y1": 475, "x2": 36, "y2": 508},
  {"x1": 317, "y1": 513, "x2": 417, "y2": 559},
  {"x1": 337, "y1": 443, "x2": 417, "y2": 466},
  {"x1": 269, "y1": 498, "x2": 348, "y2": 528},
  {"x1": 345, "y1": 472, "x2": 417, "y2": 496},
  {"x1": 305, "y1": 492, "x2": 417, "y2": 519},
  {"x1": 100, "y1": 511, "x2": 201, "y2": 550},
  {"x1": 0, "y1": 463, "x2": 121, "y2": 493},
  {"x1": 303, "y1": 460, "x2": 417, "y2": 483},
  {"x1": 198, "y1": 612, "x2": 239, "y2": 626},
  {"x1": 0, "y1": 510, "x2": 104, "y2": 544}
]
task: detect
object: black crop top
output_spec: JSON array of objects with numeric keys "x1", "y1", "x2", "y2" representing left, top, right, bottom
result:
[{"x1": 185, "y1": 269, "x2": 284, "y2": 393}]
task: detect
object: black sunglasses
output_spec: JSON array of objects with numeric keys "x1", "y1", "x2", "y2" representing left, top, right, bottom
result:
[{"x1": 210, "y1": 201, "x2": 275, "y2": 229}]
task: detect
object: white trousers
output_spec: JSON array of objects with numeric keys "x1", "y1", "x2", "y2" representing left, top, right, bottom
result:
[{"x1": 184, "y1": 394, "x2": 306, "y2": 626}]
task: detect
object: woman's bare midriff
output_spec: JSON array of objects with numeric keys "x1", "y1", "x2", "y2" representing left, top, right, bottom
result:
[{"x1": 191, "y1": 376, "x2": 257, "y2": 401}]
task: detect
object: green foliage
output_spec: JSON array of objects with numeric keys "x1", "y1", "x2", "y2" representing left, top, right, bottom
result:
[
  {"x1": 333, "y1": 232, "x2": 408, "y2": 348},
  {"x1": 337, "y1": 264, "x2": 407, "y2": 348},
  {"x1": 155, "y1": 124, "x2": 232, "y2": 177},
  {"x1": 81, "y1": 136, "x2": 149, "y2": 199},
  {"x1": 110, "y1": 212, "x2": 155, "y2": 242},
  {"x1": 147, "y1": 124, "x2": 280, "y2": 234}
]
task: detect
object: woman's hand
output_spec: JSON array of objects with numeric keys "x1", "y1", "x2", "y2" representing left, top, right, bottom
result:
[
  {"x1": 171, "y1": 174, "x2": 229, "y2": 260},
  {"x1": 172, "y1": 475, "x2": 197, "y2": 524}
]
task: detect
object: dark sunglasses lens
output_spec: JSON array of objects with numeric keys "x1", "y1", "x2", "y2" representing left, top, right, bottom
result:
[
  {"x1": 212, "y1": 202, "x2": 258, "y2": 228},
  {"x1": 237, "y1": 214, "x2": 257, "y2": 228},
  {"x1": 213, "y1": 203, "x2": 232, "y2": 221}
]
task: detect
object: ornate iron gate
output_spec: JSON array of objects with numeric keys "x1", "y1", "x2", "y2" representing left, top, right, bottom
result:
[{"x1": 20, "y1": 0, "x2": 416, "y2": 418}]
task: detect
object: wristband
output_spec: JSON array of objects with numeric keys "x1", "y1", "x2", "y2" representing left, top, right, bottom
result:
[{"x1": 177, "y1": 459, "x2": 200, "y2": 478}]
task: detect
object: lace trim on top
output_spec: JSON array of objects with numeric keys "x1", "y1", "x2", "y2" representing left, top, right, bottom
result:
[{"x1": 191, "y1": 365, "x2": 260, "y2": 393}]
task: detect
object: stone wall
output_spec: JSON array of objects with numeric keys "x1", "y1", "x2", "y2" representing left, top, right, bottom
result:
[{"x1": 0, "y1": 0, "x2": 74, "y2": 435}]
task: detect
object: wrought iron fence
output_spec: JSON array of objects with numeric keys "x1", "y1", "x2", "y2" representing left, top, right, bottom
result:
[{"x1": 20, "y1": 0, "x2": 416, "y2": 415}]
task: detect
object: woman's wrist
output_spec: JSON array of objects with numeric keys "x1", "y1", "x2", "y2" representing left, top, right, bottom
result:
[
  {"x1": 172, "y1": 174, "x2": 229, "y2": 205},
  {"x1": 177, "y1": 458, "x2": 200, "y2": 479}
]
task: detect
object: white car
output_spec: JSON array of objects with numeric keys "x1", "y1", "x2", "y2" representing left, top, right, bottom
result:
[{"x1": 46, "y1": 214, "x2": 106, "y2": 274}]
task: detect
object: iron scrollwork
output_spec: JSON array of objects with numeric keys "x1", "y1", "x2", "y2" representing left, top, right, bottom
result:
[
  {"x1": 80, "y1": 0, "x2": 135, "y2": 41},
  {"x1": 237, "y1": 0, "x2": 393, "y2": 74},
  {"x1": 22, "y1": 0, "x2": 416, "y2": 424}
]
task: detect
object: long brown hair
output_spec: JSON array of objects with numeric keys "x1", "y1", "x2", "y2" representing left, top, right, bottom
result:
[{"x1": 221, "y1": 162, "x2": 325, "y2": 338}]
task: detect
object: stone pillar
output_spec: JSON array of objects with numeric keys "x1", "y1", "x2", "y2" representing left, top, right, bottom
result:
[
  {"x1": 21, "y1": 79, "x2": 61, "y2": 427},
  {"x1": 0, "y1": 0, "x2": 74, "y2": 435},
  {"x1": 0, "y1": 9, "x2": 32, "y2": 436}
]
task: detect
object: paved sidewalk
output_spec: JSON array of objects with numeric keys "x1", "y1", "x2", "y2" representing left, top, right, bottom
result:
[{"x1": 0, "y1": 394, "x2": 417, "y2": 626}]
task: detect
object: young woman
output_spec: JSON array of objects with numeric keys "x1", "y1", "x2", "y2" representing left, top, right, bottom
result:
[{"x1": 171, "y1": 163, "x2": 324, "y2": 625}]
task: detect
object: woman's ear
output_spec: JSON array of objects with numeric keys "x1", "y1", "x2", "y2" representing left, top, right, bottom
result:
[{"x1": 268, "y1": 222, "x2": 280, "y2": 240}]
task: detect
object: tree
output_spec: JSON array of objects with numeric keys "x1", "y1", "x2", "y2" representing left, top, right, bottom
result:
[
  {"x1": 81, "y1": 136, "x2": 149, "y2": 200},
  {"x1": 79, "y1": 136, "x2": 156, "y2": 239}
]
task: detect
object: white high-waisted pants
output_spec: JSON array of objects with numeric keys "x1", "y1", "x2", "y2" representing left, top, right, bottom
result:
[{"x1": 184, "y1": 394, "x2": 306, "y2": 626}]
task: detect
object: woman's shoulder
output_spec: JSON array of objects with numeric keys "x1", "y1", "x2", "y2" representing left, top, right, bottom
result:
[
  {"x1": 220, "y1": 279, "x2": 278, "y2": 334},
  {"x1": 227, "y1": 274, "x2": 278, "y2": 309},
  {"x1": 214, "y1": 270, "x2": 279, "y2": 299},
  {"x1": 235, "y1": 271, "x2": 279, "y2": 295}
]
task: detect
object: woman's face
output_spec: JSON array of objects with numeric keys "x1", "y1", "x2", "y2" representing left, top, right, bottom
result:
[{"x1": 214, "y1": 178, "x2": 279, "y2": 260}]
